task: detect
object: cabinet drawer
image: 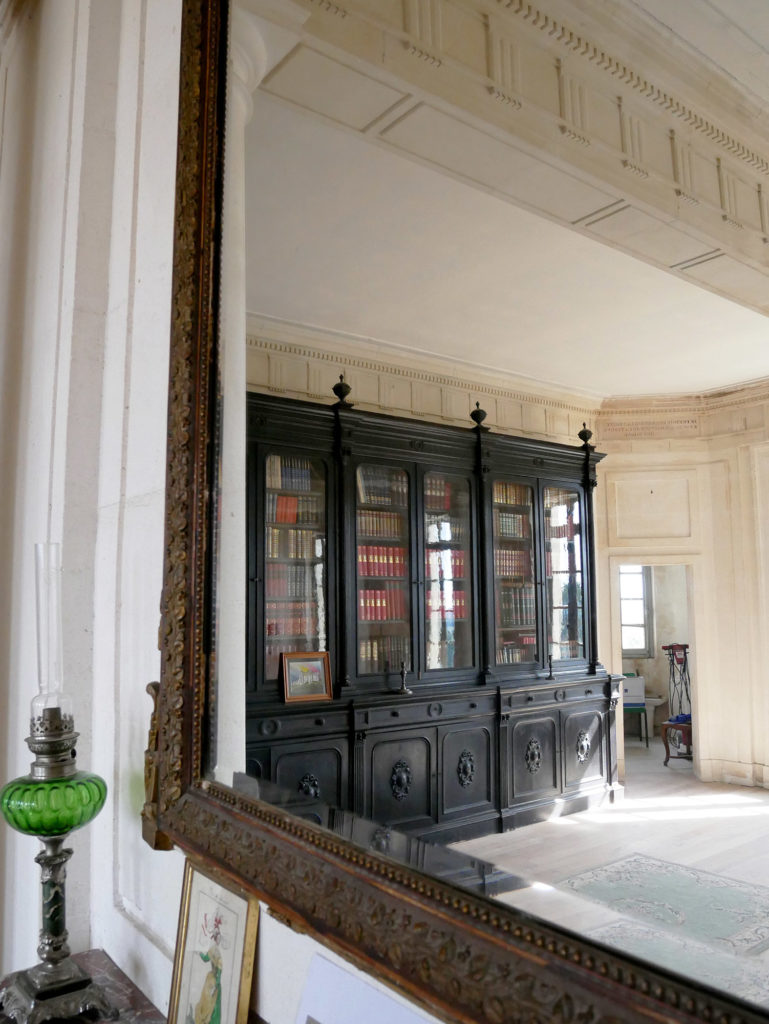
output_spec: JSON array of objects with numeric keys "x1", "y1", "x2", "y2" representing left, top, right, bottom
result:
[
  {"x1": 355, "y1": 693, "x2": 495, "y2": 731},
  {"x1": 252, "y1": 708, "x2": 348, "y2": 741}
]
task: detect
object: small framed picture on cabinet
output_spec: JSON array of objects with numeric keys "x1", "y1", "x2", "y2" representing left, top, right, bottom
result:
[
  {"x1": 168, "y1": 859, "x2": 259, "y2": 1024},
  {"x1": 282, "y1": 651, "x2": 333, "y2": 703}
]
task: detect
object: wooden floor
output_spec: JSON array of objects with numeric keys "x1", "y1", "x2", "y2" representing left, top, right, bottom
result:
[{"x1": 453, "y1": 735, "x2": 769, "y2": 937}]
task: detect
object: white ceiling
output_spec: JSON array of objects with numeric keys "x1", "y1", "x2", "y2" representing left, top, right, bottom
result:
[{"x1": 243, "y1": 4, "x2": 769, "y2": 401}]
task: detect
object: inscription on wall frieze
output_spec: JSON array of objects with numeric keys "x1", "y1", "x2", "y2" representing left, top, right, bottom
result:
[{"x1": 598, "y1": 417, "x2": 700, "y2": 441}]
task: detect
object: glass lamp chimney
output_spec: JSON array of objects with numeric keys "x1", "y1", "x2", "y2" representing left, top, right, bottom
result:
[{"x1": 30, "y1": 543, "x2": 73, "y2": 729}]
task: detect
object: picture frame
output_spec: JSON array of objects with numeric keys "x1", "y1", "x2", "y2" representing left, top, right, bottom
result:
[
  {"x1": 168, "y1": 859, "x2": 259, "y2": 1024},
  {"x1": 282, "y1": 651, "x2": 333, "y2": 703}
]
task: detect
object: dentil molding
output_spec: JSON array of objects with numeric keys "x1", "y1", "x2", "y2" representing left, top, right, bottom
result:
[{"x1": 245, "y1": 320, "x2": 769, "y2": 445}]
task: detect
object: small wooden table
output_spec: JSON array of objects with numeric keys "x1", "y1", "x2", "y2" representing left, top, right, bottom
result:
[{"x1": 662, "y1": 720, "x2": 692, "y2": 766}]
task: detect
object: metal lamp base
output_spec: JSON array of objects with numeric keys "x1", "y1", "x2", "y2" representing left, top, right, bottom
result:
[{"x1": 0, "y1": 958, "x2": 118, "y2": 1024}]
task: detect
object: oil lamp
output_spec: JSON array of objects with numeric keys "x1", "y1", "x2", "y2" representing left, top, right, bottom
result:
[{"x1": 0, "y1": 544, "x2": 116, "y2": 1024}]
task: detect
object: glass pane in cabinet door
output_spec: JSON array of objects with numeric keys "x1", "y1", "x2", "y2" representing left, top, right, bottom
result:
[
  {"x1": 423, "y1": 472, "x2": 473, "y2": 670},
  {"x1": 492, "y1": 481, "x2": 537, "y2": 665},
  {"x1": 356, "y1": 465, "x2": 410, "y2": 676},
  {"x1": 544, "y1": 486, "x2": 584, "y2": 661},
  {"x1": 264, "y1": 454, "x2": 327, "y2": 681}
]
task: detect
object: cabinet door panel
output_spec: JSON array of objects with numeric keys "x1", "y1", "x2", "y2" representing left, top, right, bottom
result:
[
  {"x1": 510, "y1": 714, "x2": 560, "y2": 801},
  {"x1": 544, "y1": 486, "x2": 585, "y2": 663},
  {"x1": 492, "y1": 480, "x2": 538, "y2": 666},
  {"x1": 440, "y1": 725, "x2": 495, "y2": 816},
  {"x1": 562, "y1": 708, "x2": 604, "y2": 787},
  {"x1": 356, "y1": 465, "x2": 412, "y2": 676},
  {"x1": 423, "y1": 472, "x2": 474, "y2": 672},
  {"x1": 263, "y1": 453, "x2": 330, "y2": 682},
  {"x1": 369, "y1": 734, "x2": 433, "y2": 827},
  {"x1": 273, "y1": 739, "x2": 349, "y2": 809}
]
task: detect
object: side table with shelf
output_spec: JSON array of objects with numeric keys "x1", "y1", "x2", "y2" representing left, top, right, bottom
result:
[{"x1": 662, "y1": 720, "x2": 693, "y2": 766}]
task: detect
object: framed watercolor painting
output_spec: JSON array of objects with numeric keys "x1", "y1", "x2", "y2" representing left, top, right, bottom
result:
[
  {"x1": 168, "y1": 859, "x2": 259, "y2": 1024},
  {"x1": 281, "y1": 651, "x2": 332, "y2": 703}
]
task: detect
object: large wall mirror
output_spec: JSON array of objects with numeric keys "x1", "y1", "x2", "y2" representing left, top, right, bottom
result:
[{"x1": 150, "y1": 1, "x2": 769, "y2": 1021}]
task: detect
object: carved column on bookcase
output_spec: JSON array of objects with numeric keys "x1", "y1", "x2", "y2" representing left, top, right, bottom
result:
[
  {"x1": 579, "y1": 424, "x2": 599, "y2": 675},
  {"x1": 353, "y1": 728, "x2": 367, "y2": 815},
  {"x1": 333, "y1": 377, "x2": 354, "y2": 690},
  {"x1": 497, "y1": 704, "x2": 512, "y2": 812},
  {"x1": 471, "y1": 404, "x2": 493, "y2": 684},
  {"x1": 605, "y1": 682, "x2": 620, "y2": 788}
]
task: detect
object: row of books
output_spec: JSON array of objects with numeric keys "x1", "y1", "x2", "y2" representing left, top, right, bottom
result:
[
  {"x1": 265, "y1": 563, "x2": 321, "y2": 598},
  {"x1": 550, "y1": 640, "x2": 583, "y2": 659},
  {"x1": 423, "y1": 638, "x2": 460, "y2": 671},
  {"x1": 265, "y1": 454, "x2": 317, "y2": 492},
  {"x1": 356, "y1": 509, "x2": 403, "y2": 539},
  {"x1": 358, "y1": 545, "x2": 407, "y2": 578},
  {"x1": 359, "y1": 637, "x2": 410, "y2": 674},
  {"x1": 494, "y1": 510, "x2": 530, "y2": 540},
  {"x1": 358, "y1": 586, "x2": 408, "y2": 622},
  {"x1": 265, "y1": 640, "x2": 318, "y2": 680},
  {"x1": 545, "y1": 520, "x2": 576, "y2": 540},
  {"x1": 496, "y1": 636, "x2": 537, "y2": 664},
  {"x1": 544, "y1": 488, "x2": 577, "y2": 510},
  {"x1": 494, "y1": 548, "x2": 532, "y2": 578},
  {"x1": 356, "y1": 467, "x2": 408, "y2": 507},
  {"x1": 266, "y1": 526, "x2": 322, "y2": 561},
  {"x1": 545, "y1": 552, "x2": 582, "y2": 577},
  {"x1": 426, "y1": 589, "x2": 468, "y2": 620},
  {"x1": 424, "y1": 475, "x2": 452, "y2": 511},
  {"x1": 264, "y1": 601, "x2": 318, "y2": 638},
  {"x1": 424, "y1": 513, "x2": 466, "y2": 543},
  {"x1": 496, "y1": 583, "x2": 536, "y2": 628},
  {"x1": 425, "y1": 549, "x2": 467, "y2": 580},
  {"x1": 492, "y1": 482, "x2": 531, "y2": 507},
  {"x1": 266, "y1": 492, "x2": 323, "y2": 525}
]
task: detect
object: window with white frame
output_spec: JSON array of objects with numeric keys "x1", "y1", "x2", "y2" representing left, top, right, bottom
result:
[{"x1": 619, "y1": 564, "x2": 654, "y2": 658}]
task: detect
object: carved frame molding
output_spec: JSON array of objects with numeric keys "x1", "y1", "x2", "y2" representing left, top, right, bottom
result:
[{"x1": 148, "y1": 2, "x2": 768, "y2": 1021}]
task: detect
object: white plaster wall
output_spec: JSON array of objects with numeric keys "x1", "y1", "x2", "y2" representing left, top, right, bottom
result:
[
  {"x1": 0, "y1": 0, "x2": 90, "y2": 972},
  {"x1": 87, "y1": 0, "x2": 186, "y2": 1006},
  {"x1": 596, "y1": 438, "x2": 769, "y2": 788},
  {"x1": 0, "y1": 0, "x2": 184, "y2": 1006}
]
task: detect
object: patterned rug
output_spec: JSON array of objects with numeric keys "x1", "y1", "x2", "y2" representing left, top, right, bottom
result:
[
  {"x1": 587, "y1": 920, "x2": 769, "y2": 1008},
  {"x1": 559, "y1": 854, "x2": 769, "y2": 1008},
  {"x1": 561, "y1": 853, "x2": 769, "y2": 954}
]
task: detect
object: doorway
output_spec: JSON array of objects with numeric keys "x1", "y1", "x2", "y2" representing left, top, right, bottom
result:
[{"x1": 614, "y1": 561, "x2": 695, "y2": 780}]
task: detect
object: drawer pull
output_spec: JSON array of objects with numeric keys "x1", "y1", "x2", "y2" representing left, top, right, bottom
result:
[
  {"x1": 469, "y1": 702, "x2": 477, "y2": 710},
  {"x1": 526, "y1": 694, "x2": 534, "y2": 703},
  {"x1": 315, "y1": 718, "x2": 325, "y2": 726},
  {"x1": 391, "y1": 710, "x2": 400, "y2": 718},
  {"x1": 585, "y1": 689, "x2": 593, "y2": 696}
]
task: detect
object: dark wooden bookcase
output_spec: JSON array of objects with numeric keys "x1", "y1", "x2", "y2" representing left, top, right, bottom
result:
[{"x1": 246, "y1": 391, "x2": 618, "y2": 842}]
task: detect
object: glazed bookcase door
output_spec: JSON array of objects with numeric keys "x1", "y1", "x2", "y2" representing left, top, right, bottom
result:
[
  {"x1": 355, "y1": 463, "x2": 413, "y2": 680},
  {"x1": 262, "y1": 452, "x2": 330, "y2": 682},
  {"x1": 422, "y1": 470, "x2": 475, "y2": 673},
  {"x1": 491, "y1": 479, "x2": 539, "y2": 669},
  {"x1": 543, "y1": 485, "x2": 585, "y2": 663}
]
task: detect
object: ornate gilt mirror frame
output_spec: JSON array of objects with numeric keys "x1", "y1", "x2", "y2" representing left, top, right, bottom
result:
[{"x1": 146, "y1": 2, "x2": 765, "y2": 1021}]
